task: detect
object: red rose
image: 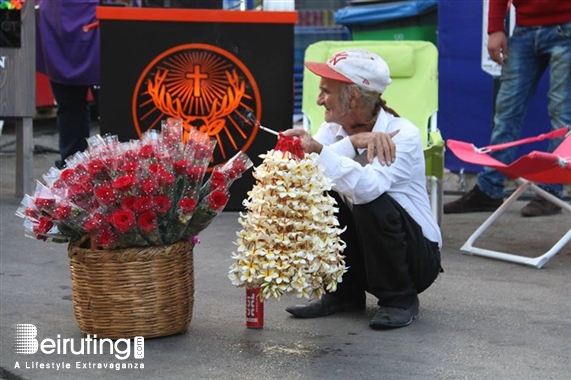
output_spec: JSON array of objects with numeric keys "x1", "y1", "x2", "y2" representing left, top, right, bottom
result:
[
  {"x1": 84, "y1": 213, "x2": 105, "y2": 233},
  {"x1": 227, "y1": 168, "x2": 239, "y2": 180},
  {"x1": 157, "y1": 170, "x2": 175, "y2": 187},
  {"x1": 112, "y1": 175, "x2": 135, "y2": 192},
  {"x1": 108, "y1": 209, "x2": 136, "y2": 234},
  {"x1": 97, "y1": 228, "x2": 118, "y2": 248},
  {"x1": 52, "y1": 179, "x2": 66, "y2": 189},
  {"x1": 95, "y1": 186, "x2": 116, "y2": 206},
  {"x1": 139, "y1": 178, "x2": 156, "y2": 195},
  {"x1": 153, "y1": 196, "x2": 171, "y2": 214},
  {"x1": 138, "y1": 210, "x2": 157, "y2": 233},
  {"x1": 33, "y1": 216, "x2": 54, "y2": 239},
  {"x1": 179, "y1": 198, "x2": 196, "y2": 213},
  {"x1": 78, "y1": 175, "x2": 94, "y2": 193},
  {"x1": 25, "y1": 207, "x2": 40, "y2": 219},
  {"x1": 69, "y1": 183, "x2": 90, "y2": 202},
  {"x1": 133, "y1": 197, "x2": 153, "y2": 213},
  {"x1": 54, "y1": 204, "x2": 72, "y2": 220},
  {"x1": 38, "y1": 216, "x2": 53, "y2": 231},
  {"x1": 121, "y1": 196, "x2": 137, "y2": 210},
  {"x1": 228, "y1": 161, "x2": 246, "y2": 180},
  {"x1": 193, "y1": 144, "x2": 211, "y2": 160},
  {"x1": 87, "y1": 159, "x2": 105, "y2": 176},
  {"x1": 74, "y1": 163, "x2": 88, "y2": 175},
  {"x1": 173, "y1": 160, "x2": 191, "y2": 175},
  {"x1": 60, "y1": 168, "x2": 75, "y2": 182},
  {"x1": 148, "y1": 163, "x2": 161, "y2": 173},
  {"x1": 165, "y1": 132, "x2": 179, "y2": 143},
  {"x1": 212, "y1": 172, "x2": 225, "y2": 181},
  {"x1": 123, "y1": 150, "x2": 137, "y2": 162},
  {"x1": 210, "y1": 171, "x2": 227, "y2": 190},
  {"x1": 212, "y1": 178, "x2": 227, "y2": 190},
  {"x1": 139, "y1": 144, "x2": 154, "y2": 159},
  {"x1": 232, "y1": 160, "x2": 247, "y2": 173},
  {"x1": 185, "y1": 166, "x2": 204, "y2": 181},
  {"x1": 208, "y1": 190, "x2": 228, "y2": 211},
  {"x1": 35, "y1": 197, "x2": 56, "y2": 210},
  {"x1": 124, "y1": 161, "x2": 139, "y2": 174}
]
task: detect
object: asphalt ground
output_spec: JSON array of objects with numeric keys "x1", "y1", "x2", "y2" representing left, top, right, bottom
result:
[{"x1": 0, "y1": 120, "x2": 570, "y2": 380}]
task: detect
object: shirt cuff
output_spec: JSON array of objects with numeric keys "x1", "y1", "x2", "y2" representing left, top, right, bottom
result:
[
  {"x1": 318, "y1": 146, "x2": 341, "y2": 179},
  {"x1": 327, "y1": 137, "x2": 357, "y2": 159}
]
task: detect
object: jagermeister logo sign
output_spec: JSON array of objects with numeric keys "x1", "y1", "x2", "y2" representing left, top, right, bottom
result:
[{"x1": 132, "y1": 43, "x2": 262, "y2": 167}]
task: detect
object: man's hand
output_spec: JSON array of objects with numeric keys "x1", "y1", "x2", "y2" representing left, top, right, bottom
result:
[
  {"x1": 350, "y1": 130, "x2": 399, "y2": 165},
  {"x1": 488, "y1": 31, "x2": 508, "y2": 65},
  {"x1": 281, "y1": 129, "x2": 323, "y2": 154}
]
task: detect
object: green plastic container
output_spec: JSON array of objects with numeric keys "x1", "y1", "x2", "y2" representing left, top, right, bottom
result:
[
  {"x1": 350, "y1": 9, "x2": 437, "y2": 45},
  {"x1": 352, "y1": 24, "x2": 436, "y2": 44}
]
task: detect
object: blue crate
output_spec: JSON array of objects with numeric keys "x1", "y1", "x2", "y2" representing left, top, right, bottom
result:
[{"x1": 294, "y1": 49, "x2": 306, "y2": 65}]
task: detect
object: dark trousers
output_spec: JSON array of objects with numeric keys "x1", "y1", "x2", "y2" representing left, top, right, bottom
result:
[
  {"x1": 333, "y1": 192, "x2": 441, "y2": 309},
  {"x1": 50, "y1": 81, "x2": 91, "y2": 168}
]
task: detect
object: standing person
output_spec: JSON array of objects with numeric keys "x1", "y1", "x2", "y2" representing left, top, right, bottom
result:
[
  {"x1": 444, "y1": 0, "x2": 571, "y2": 217},
  {"x1": 36, "y1": 0, "x2": 100, "y2": 169},
  {"x1": 283, "y1": 49, "x2": 442, "y2": 330}
]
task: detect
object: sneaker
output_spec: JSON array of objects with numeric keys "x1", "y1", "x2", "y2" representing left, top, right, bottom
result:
[
  {"x1": 520, "y1": 196, "x2": 562, "y2": 217},
  {"x1": 369, "y1": 297, "x2": 419, "y2": 330},
  {"x1": 286, "y1": 294, "x2": 365, "y2": 318},
  {"x1": 443, "y1": 185, "x2": 503, "y2": 214}
]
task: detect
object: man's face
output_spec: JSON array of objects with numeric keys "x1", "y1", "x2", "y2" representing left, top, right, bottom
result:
[{"x1": 316, "y1": 77, "x2": 348, "y2": 125}]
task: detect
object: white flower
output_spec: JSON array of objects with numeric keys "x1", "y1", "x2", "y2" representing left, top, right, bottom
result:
[
  {"x1": 228, "y1": 268, "x2": 242, "y2": 286},
  {"x1": 240, "y1": 270, "x2": 255, "y2": 283},
  {"x1": 228, "y1": 149, "x2": 347, "y2": 301}
]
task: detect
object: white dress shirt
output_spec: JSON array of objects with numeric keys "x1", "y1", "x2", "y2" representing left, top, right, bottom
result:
[{"x1": 313, "y1": 109, "x2": 442, "y2": 248}]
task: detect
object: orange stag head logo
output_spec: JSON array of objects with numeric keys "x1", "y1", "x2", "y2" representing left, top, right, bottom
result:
[{"x1": 132, "y1": 43, "x2": 262, "y2": 163}]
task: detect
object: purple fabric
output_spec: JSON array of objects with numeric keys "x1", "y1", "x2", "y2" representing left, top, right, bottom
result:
[{"x1": 36, "y1": 0, "x2": 100, "y2": 85}]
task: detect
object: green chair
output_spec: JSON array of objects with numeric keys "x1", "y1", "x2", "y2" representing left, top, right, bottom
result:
[{"x1": 301, "y1": 40, "x2": 444, "y2": 224}]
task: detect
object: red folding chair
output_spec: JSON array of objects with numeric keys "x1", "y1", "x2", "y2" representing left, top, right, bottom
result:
[{"x1": 447, "y1": 127, "x2": 571, "y2": 268}]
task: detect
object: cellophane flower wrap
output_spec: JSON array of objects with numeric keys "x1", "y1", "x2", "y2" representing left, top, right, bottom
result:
[
  {"x1": 228, "y1": 134, "x2": 347, "y2": 301},
  {"x1": 15, "y1": 118, "x2": 252, "y2": 249},
  {"x1": 183, "y1": 151, "x2": 253, "y2": 239}
]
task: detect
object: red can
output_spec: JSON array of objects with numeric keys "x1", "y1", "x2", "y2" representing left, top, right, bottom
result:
[{"x1": 245, "y1": 287, "x2": 264, "y2": 329}]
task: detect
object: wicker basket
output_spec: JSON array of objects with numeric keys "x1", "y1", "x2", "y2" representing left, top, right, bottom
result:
[{"x1": 68, "y1": 237, "x2": 194, "y2": 339}]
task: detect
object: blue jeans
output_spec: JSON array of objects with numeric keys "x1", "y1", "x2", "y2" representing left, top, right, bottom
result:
[
  {"x1": 478, "y1": 22, "x2": 571, "y2": 199},
  {"x1": 50, "y1": 81, "x2": 91, "y2": 169}
]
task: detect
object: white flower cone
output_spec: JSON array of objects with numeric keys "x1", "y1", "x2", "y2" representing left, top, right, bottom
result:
[{"x1": 229, "y1": 149, "x2": 347, "y2": 301}]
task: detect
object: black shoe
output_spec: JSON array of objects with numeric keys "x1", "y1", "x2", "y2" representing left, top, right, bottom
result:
[
  {"x1": 286, "y1": 294, "x2": 365, "y2": 318},
  {"x1": 443, "y1": 185, "x2": 503, "y2": 214},
  {"x1": 520, "y1": 195, "x2": 562, "y2": 217},
  {"x1": 369, "y1": 297, "x2": 419, "y2": 330}
]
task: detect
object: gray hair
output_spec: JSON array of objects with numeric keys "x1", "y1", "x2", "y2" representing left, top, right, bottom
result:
[
  {"x1": 339, "y1": 83, "x2": 381, "y2": 114},
  {"x1": 339, "y1": 83, "x2": 400, "y2": 118}
]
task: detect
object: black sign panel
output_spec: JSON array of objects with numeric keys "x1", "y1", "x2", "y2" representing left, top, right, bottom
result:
[{"x1": 99, "y1": 17, "x2": 294, "y2": 210}]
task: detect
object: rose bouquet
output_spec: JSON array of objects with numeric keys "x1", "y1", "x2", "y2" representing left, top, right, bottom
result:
[
  {"x1": 16, "y1": 118, "x2": 253, "y2": 249},
  {"x1": 228, "y1": 134, "x2": 347, "y2": 301}
]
